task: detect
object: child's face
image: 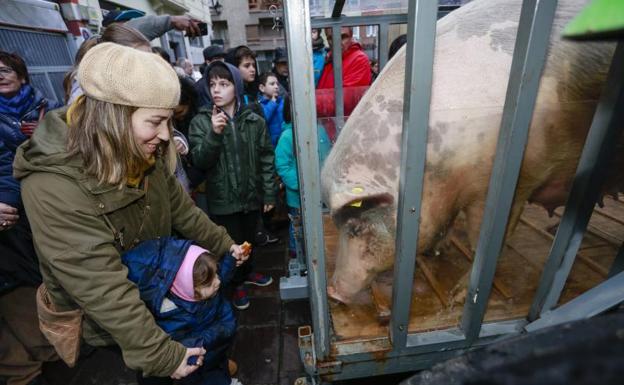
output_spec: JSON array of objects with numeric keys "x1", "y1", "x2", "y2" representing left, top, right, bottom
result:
[
  {"x1": 209, "y1": 76, "x2": 236, "y2": 109},
  {"x1": 197, "y1": 275, "x2": 221, "y2": 300},
  {"x1": 238, "y1": 56, "x2": 256, "y2": 83},
  {"x1": 260, "y1": 75, "x2": 279, "y2": 98}
]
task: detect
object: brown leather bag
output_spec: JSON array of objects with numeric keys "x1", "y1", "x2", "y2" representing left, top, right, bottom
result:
[{"x1": 36, "y1": 284, "x2": 83, "y2": 367}]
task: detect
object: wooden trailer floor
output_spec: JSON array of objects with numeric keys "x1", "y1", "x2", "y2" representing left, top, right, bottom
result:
[{"x1": 324, "y1": 194, "x2": 624, "y2": 342}]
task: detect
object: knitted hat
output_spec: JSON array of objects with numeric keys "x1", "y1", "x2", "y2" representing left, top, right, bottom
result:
[
  {"x1": 170, "y1": 245, "x2": 209, "y2": 302},
  {"x1": 78, "y1": 42, "x2": 180, "y2": 108}
]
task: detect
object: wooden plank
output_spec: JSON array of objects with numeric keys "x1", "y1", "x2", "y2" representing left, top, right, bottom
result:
[
  {"x1": 449, "y1": 236, "x2": 513, "y2": 299},
  {"x1": 593, "y1": 207, "x2": 624, "y2": 226},
  {"x1": 519, "y1": 217, "x2": 609, "y2": 277},
  {"x1": 552, "y1": 209, "x2": 622, "y2": 246},
  {"x1": 416, "y1": 258, "x2": 450, "y2": 307},
  {"x1": 370, "y1": 280, "x2": 391, "y2": 324}
]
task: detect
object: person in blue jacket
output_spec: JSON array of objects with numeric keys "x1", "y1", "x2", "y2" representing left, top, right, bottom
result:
[
  {"x1": 311, "y1": 28, "x2": 327, "y2": 87},
  {"x1": 274, "y1": 96, "x2": 330, "y2": 258},
  {"x1": 122, "y1": 237, "x2": 247, "y2": 385},
  {"x1": 258, "y1": 72, "x2": 285, "y2": 147}
]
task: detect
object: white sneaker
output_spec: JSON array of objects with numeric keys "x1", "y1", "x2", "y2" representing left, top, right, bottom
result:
[{"x1": 230, "y1": 378, "x2": 243, "y2": 385}]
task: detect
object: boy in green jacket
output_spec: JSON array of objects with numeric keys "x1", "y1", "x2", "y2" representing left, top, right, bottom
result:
[{"x1": 189, "y1": 61, "x2": 277, "y2": 310}]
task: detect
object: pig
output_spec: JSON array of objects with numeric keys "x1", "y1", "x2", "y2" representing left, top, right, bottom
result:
[{"x1": 321, "y1": 0, "x2": 621, "y2": 304}]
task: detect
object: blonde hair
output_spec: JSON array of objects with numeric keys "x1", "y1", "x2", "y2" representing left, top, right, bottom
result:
[{"x1": 67, "y1": 96, "x2": 171, "y2": 187}]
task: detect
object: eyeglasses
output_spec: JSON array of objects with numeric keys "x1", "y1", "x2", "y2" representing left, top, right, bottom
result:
[{"x1": 0, "y1": 67, "x2": 15, "y2": 76}]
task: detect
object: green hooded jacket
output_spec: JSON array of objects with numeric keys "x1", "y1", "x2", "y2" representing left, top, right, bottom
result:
[
  {"x1": 13, "y1": 108, "x2": 235, "y2": 376},
  {"x1": 189, "y1": 106, "x2": 277, "y2": 215}
]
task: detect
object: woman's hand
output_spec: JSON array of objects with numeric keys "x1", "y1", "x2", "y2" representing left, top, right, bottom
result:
[
  {"x1": 170, "y1": 347, "x2": 206, "y2": 379},
  {"x1": 211, "y1": 106, "x2": 228, "y2": 135},
  {"x1": 0, "y1": 203, "x2": 19, "y2": 231}
]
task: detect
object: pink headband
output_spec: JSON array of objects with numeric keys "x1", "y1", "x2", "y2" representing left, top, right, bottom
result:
[{"x1": 170, "y1": 245, "x2": 209, "y2": 302}]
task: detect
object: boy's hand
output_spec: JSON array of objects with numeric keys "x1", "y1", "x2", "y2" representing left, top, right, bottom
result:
[
  {"x1": 173, "y1": 137, "x2": 188, "y2": 155},
  {"x1": 211, "y1": 106, "x2": 228, "y2": 134},
  {"x1": 171, "y1": 347, "x2": 205, "y2": 379}
]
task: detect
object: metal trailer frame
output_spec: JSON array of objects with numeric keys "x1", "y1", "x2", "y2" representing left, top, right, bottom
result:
[{"x1": 282, "y1": 0, "x2": 624, "y2": 382}]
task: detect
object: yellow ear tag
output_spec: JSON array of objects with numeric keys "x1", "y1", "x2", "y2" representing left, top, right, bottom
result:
[{"x1": 349, "y1": 186, "x2": 364, "y2": 207}]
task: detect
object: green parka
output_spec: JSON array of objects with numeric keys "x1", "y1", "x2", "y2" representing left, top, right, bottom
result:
[
  {"x1": 13, "y1": 108, "x2": 235, "y2": 376},
  {"x1": 189, "y1": 106, "x2": 277, "y2": 215}
]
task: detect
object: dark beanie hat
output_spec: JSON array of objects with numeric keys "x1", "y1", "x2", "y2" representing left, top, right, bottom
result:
[{"x1": 203, "y1": 45, "x2": 225, "y2": 61}]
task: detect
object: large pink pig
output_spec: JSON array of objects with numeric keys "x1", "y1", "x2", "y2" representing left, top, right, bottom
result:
[{"x1": 321, "y1": 0, "x2": 622, "y2": 304}]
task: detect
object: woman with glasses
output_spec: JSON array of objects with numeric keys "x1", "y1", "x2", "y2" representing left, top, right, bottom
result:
[{"x1": 0, "y1": 51, "x2": 61, "y2": 385}]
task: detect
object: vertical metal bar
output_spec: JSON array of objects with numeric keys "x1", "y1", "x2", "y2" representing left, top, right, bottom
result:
[
  {"x1": 461, "y1": 0, "x2": 557, "y2": 342},
  {"x1": 379, "y1": 22, "x2": 389, "y2": 70},
  {"x1": 65, "y1": 32, "x2": 77, "y2": 61},
  {"x1": 283, "y1": 0, "x2": 331, "y2": 360},
  {"x1": 332, "y1": 0, "x2": 346, "y2": 18},
  {"x1": 525, "y1": 271, "x2": 624, "y2": 332},
  {"x1": 389, "y1": 0, "x2": 438, "y2": 350},
  {"x1": 608, "y1": 242, "x2": 624, "y2": 279},
  {"x1": 332, "y1": 24, "x2": 345, "y2": 131},
  {"x1": 529, "y1": 41, "x2": 624, "y2": 320}
]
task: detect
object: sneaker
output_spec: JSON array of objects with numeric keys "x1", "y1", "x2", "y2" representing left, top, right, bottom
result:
[
  {"x1": 233, "y1": 287, "x2": 250, "y2": 310},
  {"x1": 265, "y1": 231, "x2": 279, "y2": 244},
  {"x1": 244, "y1": 272, "x2": 273, "y2": 287},
  {"x1": 255, "y1": 230, "x2": 279, "y2": 246}
]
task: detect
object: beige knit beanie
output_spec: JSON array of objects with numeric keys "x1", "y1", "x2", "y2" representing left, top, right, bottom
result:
[{"x1": 78, "y1": 42, "x2": 180, "y2": 108}]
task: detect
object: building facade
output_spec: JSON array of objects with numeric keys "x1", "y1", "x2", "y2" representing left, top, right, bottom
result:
[{"x1": 210, "y1": 0, "x2": 285, "y2": 73}]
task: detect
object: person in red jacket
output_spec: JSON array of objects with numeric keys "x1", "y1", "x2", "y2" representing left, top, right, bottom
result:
[{"x1": 316, "y1": 27, "x2": 371, "y2": 140}]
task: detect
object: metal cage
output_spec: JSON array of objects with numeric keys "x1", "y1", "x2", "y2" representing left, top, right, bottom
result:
[{"x1": 282, "y1": 0, "x2": 624, "y2": 382}]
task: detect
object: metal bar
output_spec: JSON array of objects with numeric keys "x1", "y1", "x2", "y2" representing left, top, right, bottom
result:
[
  {"x1": 331, "y1": 0, "x2": 346, "y2": 18},
  {"x1": 608, "y1": 242, "x2": 624, "y2": 279},
  {"x1": 528, "y1": 41, "x2": 624, "y2": 321},
  {"x1": 450, "y1": 236, "x2": 512, "y2": 299},
  {"x1": 283, "y1": 0, "x2": 331, "y2": 360},
  {"x1": 311, "y1": 14, "x2": 408, "y2": 29},
  {"x1": 331, "y1": 24, "x2": 344, "y2": 131},
  {"x1": 461, "y1": 0, "x2": 558, "y2": 342},
  {"x1": 28, "y1": 66, "x2": 72, "y2": 73},
  {"x1": 525, "y1": 271, "x2": 624, "y2": 332},
  {"x1": 389, "y1": 0, "x2": 438, "y2": 350},
  {"x1": 519, "y1": 216, "x2": 609, "y2": 277},
  {"x1": 378, "y1": 22, "x2": 389, "y2": 69}
]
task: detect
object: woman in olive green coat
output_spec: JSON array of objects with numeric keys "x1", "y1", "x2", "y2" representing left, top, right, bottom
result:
[{"x1": 13, "y1": 43, "x2": 245, "y2": 382}]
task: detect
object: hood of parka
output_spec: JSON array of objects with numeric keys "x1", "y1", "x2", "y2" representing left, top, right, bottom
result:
[
  {"x1": 13, "y1": 107, "x2": 82, "y2": 182},
  {"x1": 13, "y1": 107, "x2": 131, "y2": 195}
]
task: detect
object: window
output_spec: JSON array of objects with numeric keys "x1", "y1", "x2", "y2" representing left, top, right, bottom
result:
[{"x1": 189, "y1": 36, "x2": 204, "y2": 48}]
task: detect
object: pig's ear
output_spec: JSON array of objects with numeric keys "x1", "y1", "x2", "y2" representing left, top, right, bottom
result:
[{"x1": 331, "y1": 191, "x2": 395, "y2": 217}]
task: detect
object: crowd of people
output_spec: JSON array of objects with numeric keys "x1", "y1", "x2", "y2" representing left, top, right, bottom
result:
[{"x1": 0, "y1": 11, "x2": 400, "y2": 385}]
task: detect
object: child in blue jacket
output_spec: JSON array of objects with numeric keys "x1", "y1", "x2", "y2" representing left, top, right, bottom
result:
[
  {"x1": 258, "y1": 72, "x2": 284, "y2": 147},
  {"x1": 122, "y1": 237, "x2": 245, "y2": 385},
  {"x1": 274, "y1": 96, "x2": 330, "y2": 258}
]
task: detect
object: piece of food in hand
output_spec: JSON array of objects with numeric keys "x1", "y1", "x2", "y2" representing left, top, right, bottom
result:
[{"x1": 241, "y1": 241, "x2": 252, "y2": 256}]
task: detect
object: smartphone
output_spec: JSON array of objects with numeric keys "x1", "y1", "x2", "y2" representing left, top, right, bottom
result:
[{"x1": 198, "y1": 22, "x2": 209, "y2": 36}]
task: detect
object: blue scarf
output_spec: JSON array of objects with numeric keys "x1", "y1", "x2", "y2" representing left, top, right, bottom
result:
[{"x1": 0, "y1": 84, "x2": 36, "y2": 120}]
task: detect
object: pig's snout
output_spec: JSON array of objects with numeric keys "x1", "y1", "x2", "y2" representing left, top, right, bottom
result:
[
  {"x1": 327, "y1": 275, "x2": 366, "y2": 305},
  {"x1": 327, "y1": 284, "x2": 348, "y2": 304}
]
